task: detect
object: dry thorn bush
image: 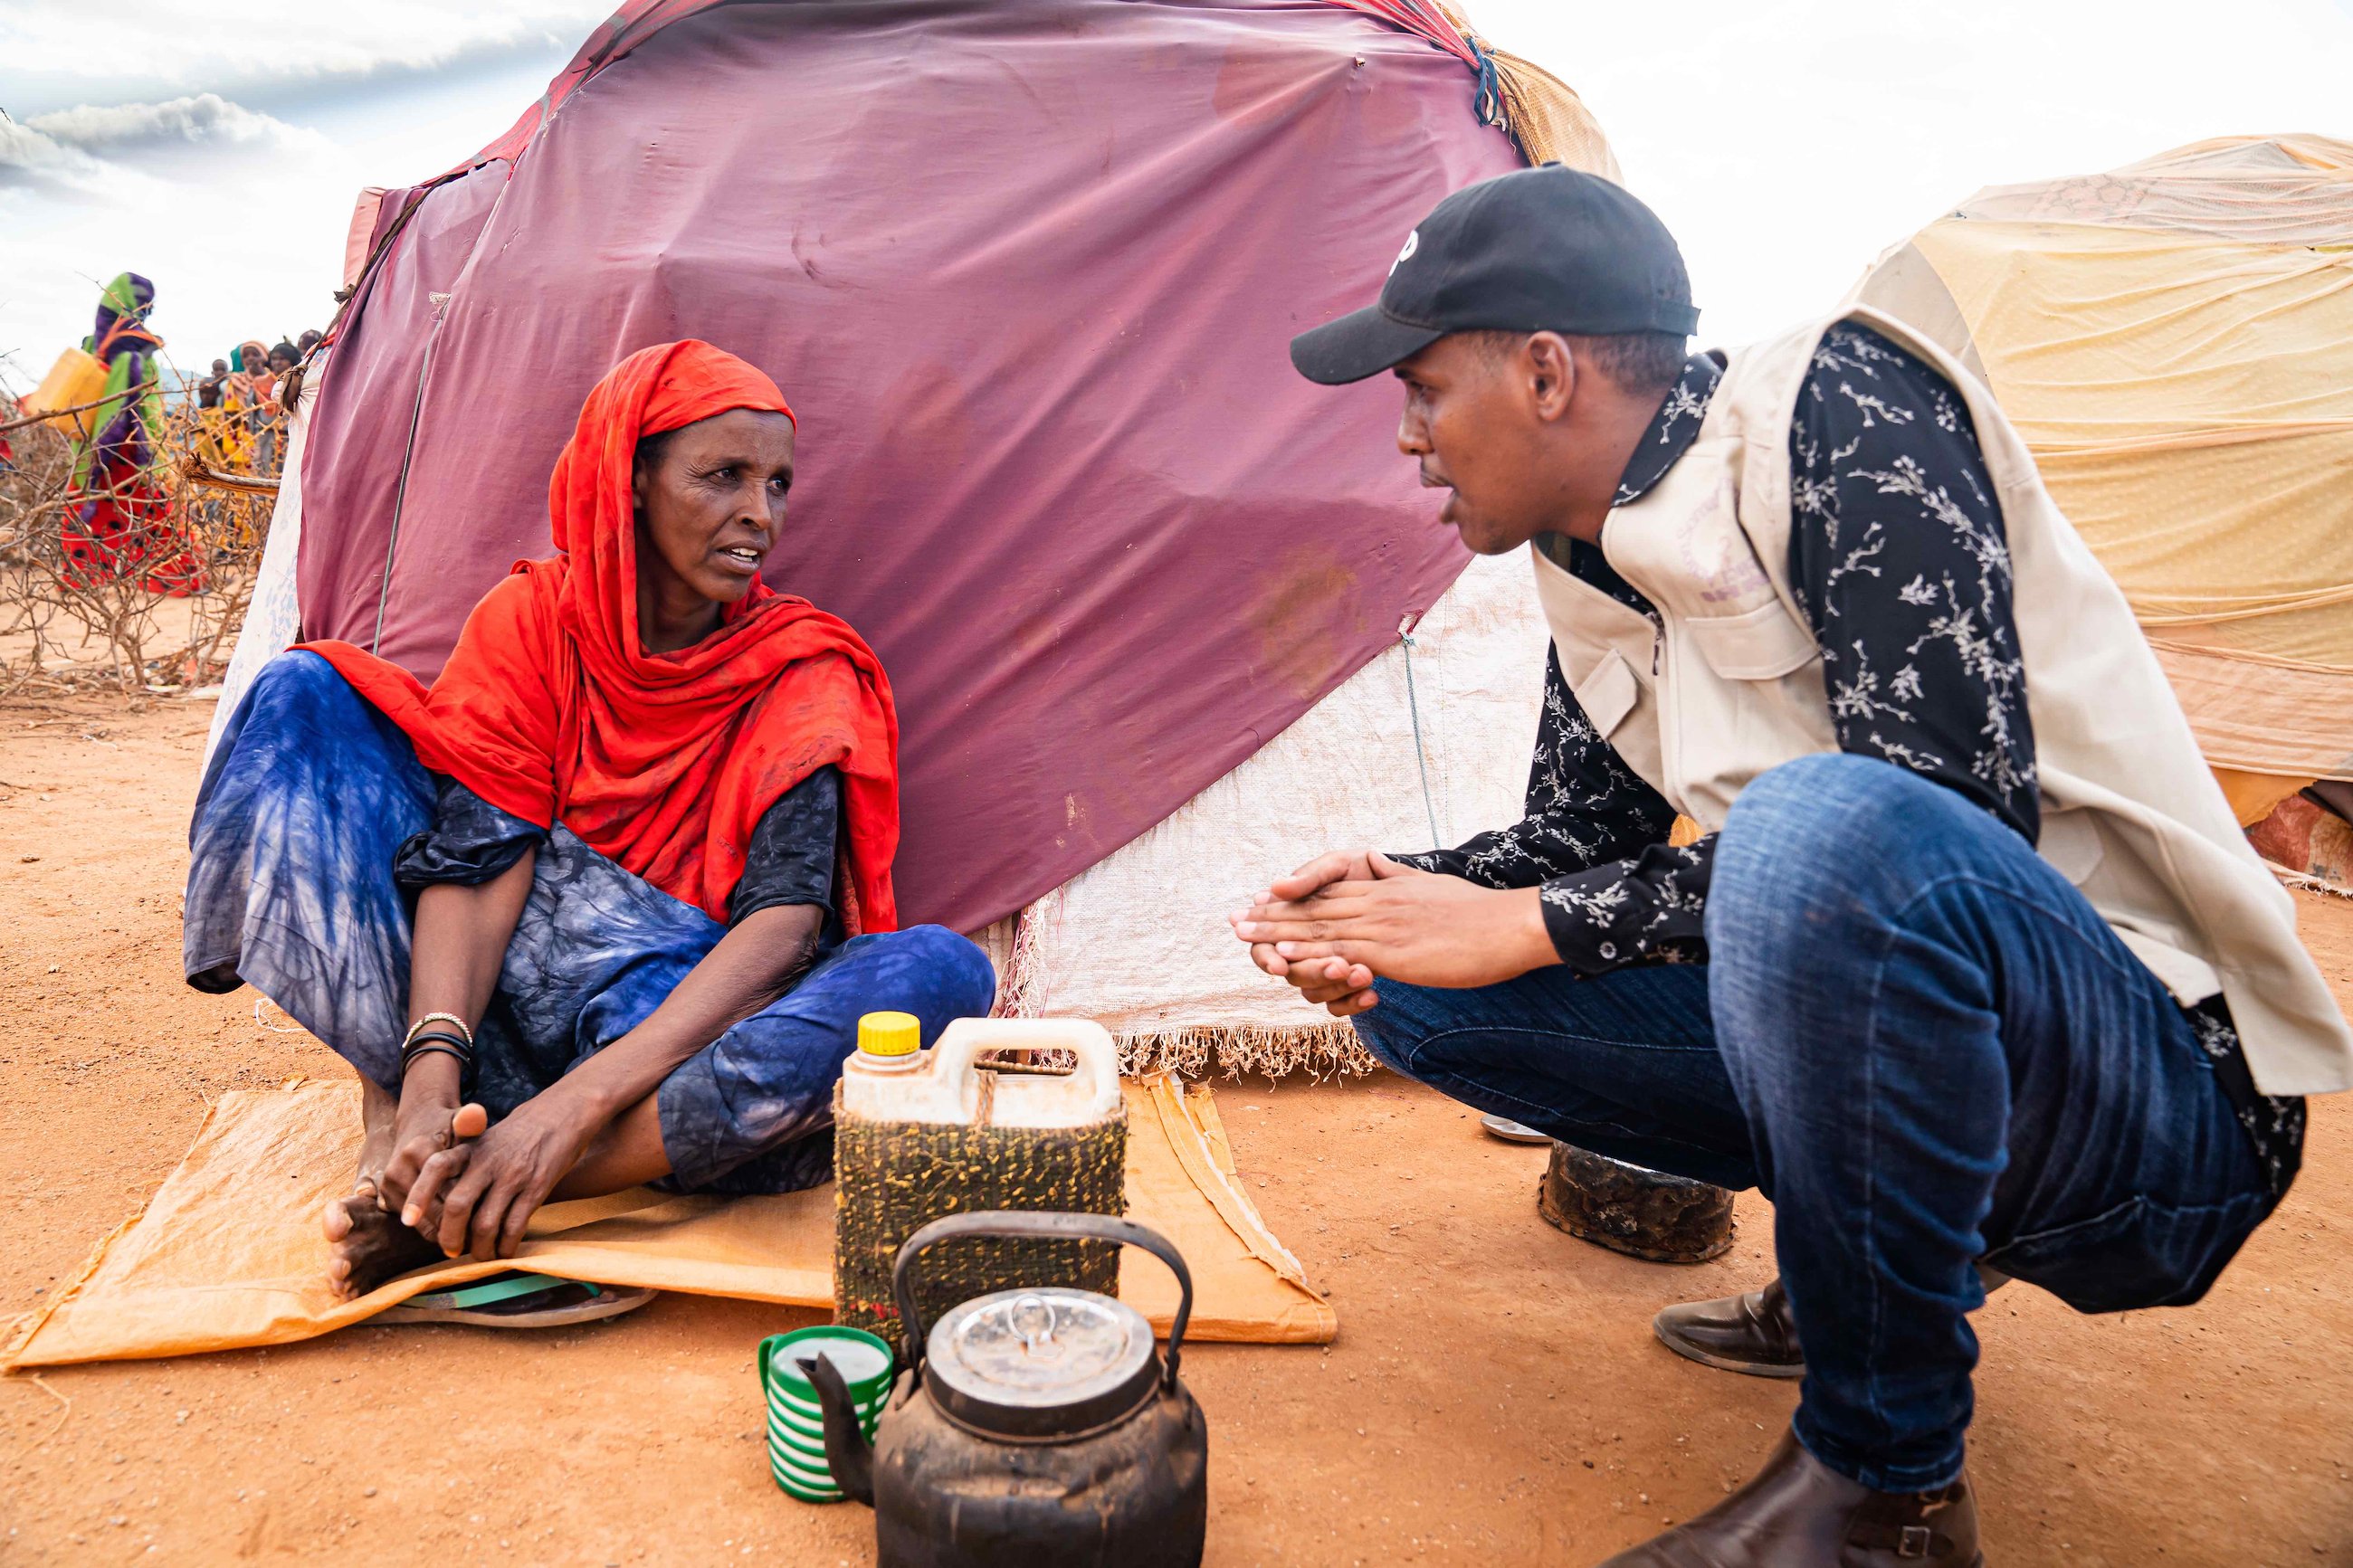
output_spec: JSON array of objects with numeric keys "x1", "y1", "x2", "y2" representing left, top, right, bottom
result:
[{"x1": 0, "y1": 356, "x2": 273, "y2": 700}]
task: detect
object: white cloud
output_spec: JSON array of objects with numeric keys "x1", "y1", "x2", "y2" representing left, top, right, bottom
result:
[
  {"x1": 0, "y1": 58, "x2": 562, "y2": 369},
  {"x1": 27, "y1": 95, "x2": 325, "y2": 160},
  {"x1": 1470, "y1": 0, "x2": 2353, "y2": 344},
  {"x1": 1, "y1": 94, "x2": 333, "y2": 202},
  {"x1": 4, "y1": 1, "x2": 2349, "y2": 379},
  {"x1": 0, "y1": 3, "x2": 611, "y2": 91},
  {"x1": 0, "y1": 1, "x2": 595, "y2": 370},
  {"x1": 0, "y1": 116, "x2": 113, "y2": 193}
]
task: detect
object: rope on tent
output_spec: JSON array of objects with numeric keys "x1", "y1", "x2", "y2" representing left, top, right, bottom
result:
[
  {"x1": 1399, "y1": 619, "x2": 1443, "y2": 852},
  {"x1": 1464, "y1": 34, "x2": 1507, "y2": 131}
]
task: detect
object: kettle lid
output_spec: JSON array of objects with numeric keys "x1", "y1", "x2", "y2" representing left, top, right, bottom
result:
[{"x1": 926, "y1": 1286, "x2": 1158, "y2": 1440}]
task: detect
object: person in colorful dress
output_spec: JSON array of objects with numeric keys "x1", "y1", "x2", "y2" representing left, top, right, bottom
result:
[
  {"x1": 185, "y1": 340, "x2": 993, "y2": 1316},
  {"x1": 62, "y1": 272, "x2": 201, "y2": 593}
]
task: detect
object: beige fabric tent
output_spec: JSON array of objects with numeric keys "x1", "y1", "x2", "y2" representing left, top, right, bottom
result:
[{"x1": 1851, "y1": 135, "x2": 2353, "y2": 822}]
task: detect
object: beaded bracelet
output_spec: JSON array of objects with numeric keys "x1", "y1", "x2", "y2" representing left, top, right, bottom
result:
[{"x1": 405, "y1": 1012, "x2": 474, "y2": 1050}]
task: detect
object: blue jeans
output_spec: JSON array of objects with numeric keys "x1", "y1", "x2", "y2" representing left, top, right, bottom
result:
[
  {"x1": 186, "y1": 652, "x2": 998, "y2": 1194},
  {"x1": 1354, "y1": 754, "x2": 2276, "y2": 1492}
]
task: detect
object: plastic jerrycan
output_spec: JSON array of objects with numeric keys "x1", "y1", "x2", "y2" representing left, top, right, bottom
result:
[
  {"x1": 22, "y1": 347, "x2": 110, "y2": 439},
  {"x1": 832, "y1": 1016, "x2": 1128, "y2": 1353}
]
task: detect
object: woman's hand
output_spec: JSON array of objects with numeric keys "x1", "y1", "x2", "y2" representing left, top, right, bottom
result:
[
  {"x1": 387, "y1": 851, "x2": 535, "y2": 1213},
  {"x1": 374, "y1": 1056, "x2": 487, "y2": 1213},
  {"x1": 401, "y1": 1087, "x2": 603, "y2": 1262},
  {"x1": 395, "y1": 903, "x2": 829, "y2": 1258}
]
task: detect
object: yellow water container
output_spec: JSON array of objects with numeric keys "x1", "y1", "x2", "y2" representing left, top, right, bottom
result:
[
  {"x1": 832, "y1": 1016, "x2": 1127, "y2": 1354},
  {"x1": 20, "y1": 347, "x2": 110, "y2": 439}
]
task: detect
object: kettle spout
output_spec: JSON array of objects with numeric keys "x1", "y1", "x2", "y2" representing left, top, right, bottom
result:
[{"x1": 802, "y1": 1352, "x2": 875, "y2": 1506}]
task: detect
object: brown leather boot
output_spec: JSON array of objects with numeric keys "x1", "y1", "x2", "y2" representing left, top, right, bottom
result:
[
  {"x1": 1653, "y1": 1277, "x2": 1805, "y2": 1379},
  {"x1": 1596, "y1": 1429, "x2": 1981, "y2": 1566}
]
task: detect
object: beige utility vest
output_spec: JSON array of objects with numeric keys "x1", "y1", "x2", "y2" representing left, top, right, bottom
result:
[{"x1": 1532, "y1": 306, "x2": 2352, "y2": 1097}]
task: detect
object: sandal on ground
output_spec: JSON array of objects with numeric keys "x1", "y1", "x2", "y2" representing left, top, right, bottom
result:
[
  {"x1": 1480, "y1": 1112, "x2": 1553, "y2": 1145},
  {"x1": 376, "y1": 1273, "x2": 656, "y2": 1329}
]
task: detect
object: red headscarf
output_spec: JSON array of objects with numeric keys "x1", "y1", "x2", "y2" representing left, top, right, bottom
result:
[{"x1": 302, "y1": 340, "x2": 900, "y2": 930}]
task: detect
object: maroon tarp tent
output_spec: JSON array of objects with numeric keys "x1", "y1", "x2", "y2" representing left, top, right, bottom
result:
[{"x1": 297, "y1": 0, "x2": 1534, "y2": 931}]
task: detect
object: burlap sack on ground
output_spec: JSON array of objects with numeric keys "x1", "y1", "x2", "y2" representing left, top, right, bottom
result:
[{"x1": 4, "y1": 1075, "x2": 1332, "y2": 1369}]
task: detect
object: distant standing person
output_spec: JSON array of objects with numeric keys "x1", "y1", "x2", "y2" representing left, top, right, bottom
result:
[
  {"x1": 248, "y1": 341, "x2": 296, "y2": 474},
  {"x1": 223, "y1": 338, "x2": 272, "y2": 472},
  {"x1": 62, "y1": 272, "x2": 199, "y2": 593},
  {"x1": 199, "y1": 356, "x2": 249, "y2": 470},
  {"x1": 1236, "y1": 166, "x2": 2349, "y2": 1564},
  {"x1": 231, "y1": 339, "x2": 272, "y2": 406}
]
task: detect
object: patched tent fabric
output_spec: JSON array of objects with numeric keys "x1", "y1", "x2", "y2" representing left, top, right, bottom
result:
[
  {"x1": 1851, "y1": 136, "x2": 2353, "y2": 799},
  {"x1": 998, "y1": 548, "x2": 1548, "y2": 1079},
  {"x1": 217, "y1": 0, "x2": 1619, "y2": 1076},
  {"x1": 277, "y1": 0, "x2": 1580, "y2": 936}
]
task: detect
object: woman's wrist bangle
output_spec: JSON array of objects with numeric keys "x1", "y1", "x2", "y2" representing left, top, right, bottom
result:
[
  {"x1": 405, "y1": 1011, "x2": 474, "y2": 1049},
  {"x1": 399, "y1": 1027, "x2": 476, "y2": 1083},
  {"x1": 399, "y1": 1040, "x2": 471, "y2": 1079}
]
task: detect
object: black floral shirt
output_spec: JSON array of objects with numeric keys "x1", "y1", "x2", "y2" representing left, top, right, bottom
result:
[{"x1": 1395, "y1": 325, "x2": 2301, "y2": 1197}]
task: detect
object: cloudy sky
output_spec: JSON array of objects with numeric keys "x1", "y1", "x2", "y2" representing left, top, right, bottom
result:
[{"x1": 4, "y1": 0, "x2": 2351, "y2": 385}]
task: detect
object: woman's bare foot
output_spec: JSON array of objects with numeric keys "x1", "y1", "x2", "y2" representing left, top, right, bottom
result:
[
  {"x1": 321, "y1": 1192, "x2": 443, "y2": 1300},
  {"x1": 353, "y1": 1077, "x2": 399, "y2": 1207},
  {"x1": 323, "y1": 1063, "x2": 489, "y2": 1299}
]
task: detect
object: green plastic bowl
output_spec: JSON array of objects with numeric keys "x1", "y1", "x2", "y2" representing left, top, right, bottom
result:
[
  {"x1": 766, "y1": 1417, "x2": 838, "y2": 1459},
  {"x1": 773, "y1": 1471, "x2": 842, "y2": 1504},
  {"x1": 768, "y1": 1391, "x2": 883, "y2": 1425},
  {"x1": 757, "y1": 1325, "x2": 894, "y2": 1506},
  {"x1": 760, "y1": 1326, "x2": 894, "y2": 1402},
  {"x1": 766, "y1": 1395, "x2": 882, "y2": 1440},
  {"x1": 770, "y1": 1448, "x2": 843, "y2": 1499}
]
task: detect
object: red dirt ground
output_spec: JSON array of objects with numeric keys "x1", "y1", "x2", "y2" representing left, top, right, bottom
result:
[{"x1": 2, "y1": 693, "x2": 2349, "y2": 1565}]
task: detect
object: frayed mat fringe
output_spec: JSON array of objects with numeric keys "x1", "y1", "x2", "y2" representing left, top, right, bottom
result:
[
  {"x1": 2270, "y1": 862, "x2": 2353, "y2": 900},
  {"x1": 1115, "y1": 1024, "x2": 1378, "y2": 1083},
  {"x1": 991, "y1": 900, "x2": 1379, "y2": 1080}
]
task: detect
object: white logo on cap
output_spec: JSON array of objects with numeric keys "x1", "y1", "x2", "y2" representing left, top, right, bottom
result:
[{"x1": 1390, "y1": 229, "x2": 1420, "y2": 275}]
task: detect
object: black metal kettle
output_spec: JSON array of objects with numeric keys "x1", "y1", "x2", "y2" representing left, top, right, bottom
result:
[{"x1": 806, "y1": 1210, "x2": 1207, "y2": 1568}]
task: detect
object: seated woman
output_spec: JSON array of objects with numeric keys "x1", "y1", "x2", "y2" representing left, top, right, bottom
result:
[{"x1": 184, "y1": 340, "x2": 995, "y2": 1310}]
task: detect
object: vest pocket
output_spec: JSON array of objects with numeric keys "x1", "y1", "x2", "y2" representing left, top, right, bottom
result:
[
  {"x1": 2038, "y1": 810, "x2": 2106, "y2": 885},
  {"x1": 1573, "y1": 649, "x2": 1642, "y2": 736},
  {"x1": 1684, "y1": 599, "x2": 1818, "y2": 680}
]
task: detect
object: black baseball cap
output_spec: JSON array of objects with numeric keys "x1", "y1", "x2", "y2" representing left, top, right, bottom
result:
[{"x1": 1291, "y1": 165, "x2": 1699, "y2": 385}]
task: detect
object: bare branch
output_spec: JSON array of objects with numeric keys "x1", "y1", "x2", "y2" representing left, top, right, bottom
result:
[{"x1": 0, "y1": 379, "x2": 162, "y2": 437}]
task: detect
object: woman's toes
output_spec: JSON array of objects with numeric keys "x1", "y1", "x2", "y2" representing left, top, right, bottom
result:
[{"x1": 320, "y1": 1189, "x2": 443, "y2": 1299}]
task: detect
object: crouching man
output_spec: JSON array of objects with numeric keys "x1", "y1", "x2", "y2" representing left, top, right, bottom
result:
[{"x1": 1234, "y1": 165, "x2": 2347, "y2": 1565}]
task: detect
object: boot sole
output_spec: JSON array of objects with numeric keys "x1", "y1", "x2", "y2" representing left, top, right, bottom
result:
[{"x1": 1653, "y1": 1316, "x2": 1806, "y2": 1380}]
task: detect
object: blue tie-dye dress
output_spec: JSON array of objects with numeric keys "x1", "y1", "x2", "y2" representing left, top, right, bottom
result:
[{"x1": 185, "y1": 651, "x2": 996, "y2": 1193}]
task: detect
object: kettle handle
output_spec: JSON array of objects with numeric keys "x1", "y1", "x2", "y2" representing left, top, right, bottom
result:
[{"x1": 892, "y1": 1211, "x2": 1195, "y2": 1392}]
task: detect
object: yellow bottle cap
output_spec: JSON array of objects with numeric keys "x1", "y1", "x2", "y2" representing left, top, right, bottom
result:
[{"x1": 858, "y1": 1011, "x2": 921, "y2": 1058}]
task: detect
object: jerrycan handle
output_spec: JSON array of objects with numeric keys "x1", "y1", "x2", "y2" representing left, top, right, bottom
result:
[
  {"x1": 892, "y1": 1211, "x2": 1194, "y2": 1392},
  {"x1": 926, "y1": 1019, "x2": 1121, "y2": 1117}
]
